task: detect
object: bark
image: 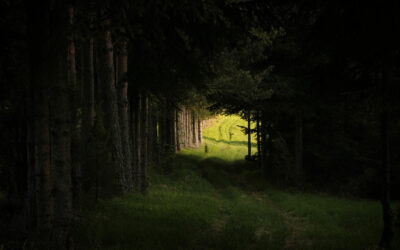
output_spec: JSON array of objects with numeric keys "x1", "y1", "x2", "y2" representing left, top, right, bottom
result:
[
  {"x1": 68, "y1": 7, "x2": 82, "y2": 208},
  {"x1": 140, "y1": 93, "x2": 148, "y2": 194},
  {"x1": 192, "y1": 112, "x2": 198, "y2": 148},
  {"x1": 260, "y1": 112, "x2": 268, "y2": 176},
  {"x1": 181, "y1": 107, "x2": 187, "y2": 147},
  {"x1": 133, "y1": 92, "x2": 141, "y2": 191},
  {"x1": 149, "y1": 104, "x2": 159, "y2": 163},
  {"x1": 379, "y1": 64, "x2": 394, "y2": 250},
  {"x1": 82, "y1": 38, "x2": 95, "y2": 133},
  {"x1": 117, "y1": 40, "x2": 133, "y2": 191},
  {"x1": 49, "y1": 4, "x2": 73, "y2": 249},
  {"x1": 256, "y1": 111, "x2": 262, "y2": 166},
  {"x1": 26, "y1": 88, "x2": 36, "y2": 231},
  {"x1": 33, "y1": 67, "x2": 52, "y2": 245},
  {"x1": 187, "y1": 110, "x2": 192, "y2": 147},
  {"x1": 198, "y1": 119, "x2": 202, "y2": 144},
  {"x1": 170, "y1": 108, "x2": 177, "y2": 152},
  {"x1": 247, "y1": 111, "x2": 251, "y2": 158},
  {"x1": 28, "y1": 1, "x2": 53, "y2": 245},
  {"x1": 176, "y1": 109, "x2": 181, "y2": 151},
  {"x1": 294, "y1": 111, "x2": 303, "y2": 182},
  {"x1": 159, "y1": 102, "x2": 168, "y2": 155},
  {"x1": 97, "y1": 20, "x2": 126, "y2": 193}
]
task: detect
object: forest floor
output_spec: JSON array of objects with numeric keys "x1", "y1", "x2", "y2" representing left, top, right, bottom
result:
[{"x1": 75, "y1": 115, "x2": 399, "y2": 250}]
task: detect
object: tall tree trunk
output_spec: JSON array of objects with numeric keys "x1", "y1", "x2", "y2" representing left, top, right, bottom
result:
[
  {"x1": 28, "y1": 2, "x2": 53, "y2": 245},
  {"x1": 117, "y1": 40, "x2": 133, "y2": 191},
  {"x1": 192, "y1": 112, "x2": 198, "y2": 148},
  {"x1": 68, "y1": 7, "x2": 82, "y2": 208},
  {"x1": 82, "y1": 38, "x2": 95, "y2": 135},
  {"x1": 97, "y1": 20, "x2": 126, "y2": 193},
  {"x1": 198, "y1": 119, "x2": 202, "y2": 144},
  {"x1": 187, "y1": 110, "x2": 193, "y2": 147},
  {"x1": 294, "y1": 111, "x2": 303, "y2": 182},
  {"x1": 173, "y1": 108, "x2": 177, "y2": 152},
  {"x1": 176, "y1": 109, "x2": 181, "y2": 151},
  {"x1": 256, "y1": 111, "x2": 262, "y2": 166},
  {"x1": 50, "y1": 4, "x2": 73, "y2": 249},
  {"x1": 133, "y1": 92, "x2": 141, "y2": 191},
  {"x1": 247, "y1": 111, "x2": 251, "y2": 158},
  {"x1": 260, "y1": 112, "x2": 268, "y2": 176},
  {"x1": 379, "y1": 64, "x2": 394, "y2": 250},
  {"x1": 26, "y1": 86, "x2": 36, "y2": 232},
  {"x1": 140, "y1": 93, "x2": 148, "y2": 194},
  {"x1": 33, "y1": 64, "x2": 52, "y2": 246},
  {"x1": 181, "y1": 107, "x2": 187, "y2": 147}
]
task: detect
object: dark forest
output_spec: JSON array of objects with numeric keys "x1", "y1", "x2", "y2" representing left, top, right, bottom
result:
[{"x1": 0, "y1": 0, "x2": 399, "y2": 249}]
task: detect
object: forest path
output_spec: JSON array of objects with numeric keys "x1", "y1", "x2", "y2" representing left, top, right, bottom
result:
[
  {"x1": 192, "y1": 115, "x2": 310, "y2": 249},
  {"x1": 249, "y1": 191, "x2": 311, "y2": 250}
]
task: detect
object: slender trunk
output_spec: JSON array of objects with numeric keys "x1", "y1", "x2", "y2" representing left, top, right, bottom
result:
[
  {"x1": 187, "y1": 110, "x2": 192, "y2": 147},
  {"x1": 82, "y1": 38, "x2": 95, "y2": 133},
  {"x1": 117, "y1": 40, "x2": 133, "y2": 191},
  {"x1": 176, "y1": 109, "x2": 181, "y2": 151},
  {"x1": 198, "y1": 119, "x2": 202, "y2": 144},
  {"x1": 171, "y1": 108, "x2": 177, "y2": 152},
  {"x1": 68, "y1": 8, "x2": 81, "y2": 208},
  {"x1": 26, "y1": 86, "x2": 36, "y2": 232},
  {"x1": 28, "y1": 2, "x2": 53, "y2": 244},
  {"x1": 247, "y1": 111, "x2": 251, "y2": 158},
  {"x1": 182, "y1": 107, "x2": 186, "y2": 147},
  {"x1": 33, "y1": 69, "x2": 52, "y2": 245},
  {"x1": 50, "y1": 4, "x2": 73, "y2": 249},
  {"x1": 294, "y1": 111, "x2": 303, "y2": 182},
  {"x1": 260, "y1": 112, "x2": 268, "y2": 176},
  {"x1": 379, "y1": 64, "x2": 394, "y2": 250},
  {"x1": 140, "y1": 93, "x2": 148, "y2": 194},
  {"x1": 256, "y1": 111, "x2": 261, "y2": 165},
  {"x1": 192, "y1": 112, "x2": 198, "y2": 148},
  {"x1": 133, "y1": 92, "x2": 141, "y2": 191},
  {"x1": 97, "y1": 20, "x2": 126, "y2": 193}
]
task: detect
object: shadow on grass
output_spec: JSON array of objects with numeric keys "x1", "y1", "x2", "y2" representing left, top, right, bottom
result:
[
  {"x1": 203, "y1": 136, "x2": 257, "y2": 147},
  {"x1": 175, "y1": 154, "x2": 264, "y2": 192}
]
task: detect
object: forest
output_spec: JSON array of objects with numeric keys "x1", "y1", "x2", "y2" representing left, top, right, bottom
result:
[{"x1": 0, "y1": 0, "x2": 399, "y2": 249}]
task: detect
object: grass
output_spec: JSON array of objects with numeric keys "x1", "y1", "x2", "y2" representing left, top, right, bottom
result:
[{"x1": 76, "y1": 115, "x2": 399, "y2": 250}]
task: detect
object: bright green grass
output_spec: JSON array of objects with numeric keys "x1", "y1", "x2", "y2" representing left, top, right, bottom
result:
[
  {"x1": 76, "y1": 115, "x2": 399, "y2": 250},
  {"x1": 184, "y1": 115, "x2": 257, "y2": 162}
]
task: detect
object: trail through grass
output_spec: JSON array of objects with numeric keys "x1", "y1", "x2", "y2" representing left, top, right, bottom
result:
[{"x1": 76, "y1": 115, "x2": 399, "y2": 250}]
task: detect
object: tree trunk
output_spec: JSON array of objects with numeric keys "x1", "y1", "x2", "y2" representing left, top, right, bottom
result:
[
  {"x1": 176, "y1": 109, "x2": 181, "y2": 151},
  {"x1": 172, "y1": 108, "x2": 177, "y2": 152},
  {"x1": 294, "y1": 111, "x2": 303, "y2": 182},
  {"x1": 82, "y1": 38, "x2": 95, "y2": 135},
  {"x1": 28, "y1": 2, "x2": 53, "y2": 245},
  {"x1": 117, "y1": 40, "x2": 133, "y2": 191},
  {"x1": 26, "y1": 87, "x2": 36, "y2": 232},
  {"x1": 192, "y1": 112, "x2": 198, "y2": 148},
  {"x1": 256, "y1": 111, "x2": 261, "y2": 166},
  {"x1": 140, "y1": 93, "x2": 148, "y2": 194},
  {"x1": 97, "y1": 20, "x2": 126, "y2": 193},
  {"x1": 260, "y1": 112, "x2": 268, "y2": 176},
  {"x1": 379, "y1": 64, "x2": 394, "y2": 250},
  {"x1": 133, "y1": 91, "x2": 141, "y2": 191},
  {"x1": 247, "y1": 111, "x2": 251, "y2": 158},
  {"x1": 33, "y1": 64, "x2": 52, "y2": 246},
  {"x1": 49, "y1": 4, "x2": 73, "y2": 249},
  {"x1": 68, "y1": 7, "x2": 82, "y2": 209},
  {"x1": 198, "y1": 119, "x2": 202, "y2": 144}
]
